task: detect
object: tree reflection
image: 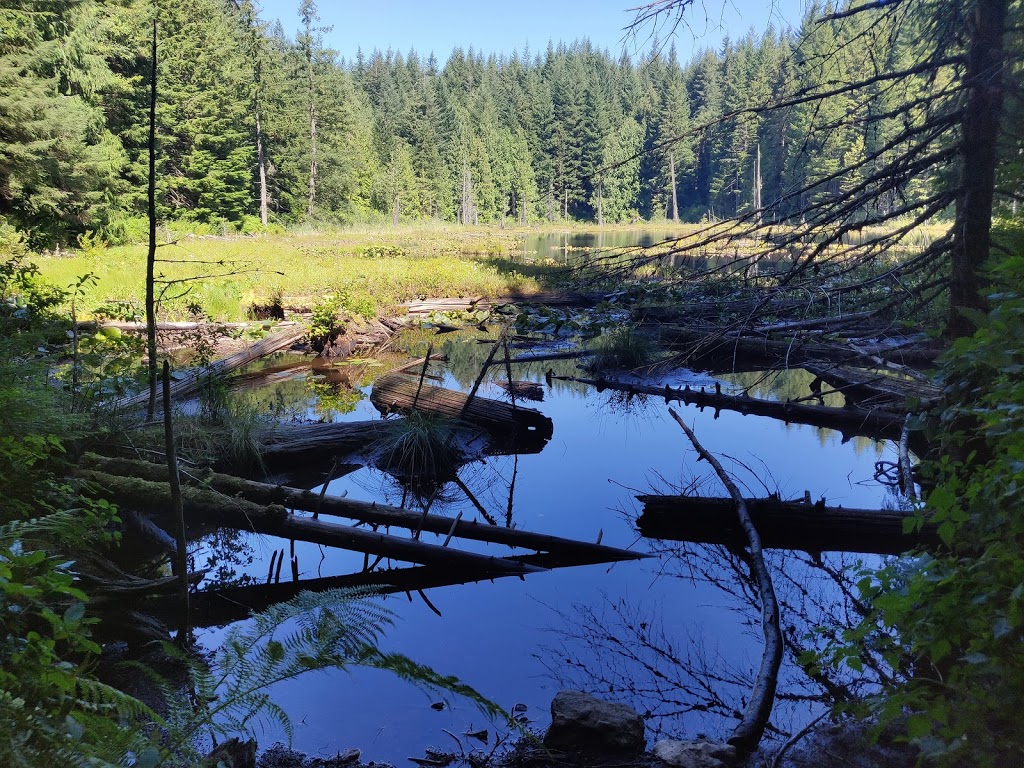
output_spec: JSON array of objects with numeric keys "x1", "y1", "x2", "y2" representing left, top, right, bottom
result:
[{"x1": 540, "y1": 540, "x2": 900, "y2": 743}]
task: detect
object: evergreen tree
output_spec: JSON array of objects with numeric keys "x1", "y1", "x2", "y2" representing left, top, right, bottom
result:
[{"x1": 0, "y1": 0, "x2": 127, "y2": 244}]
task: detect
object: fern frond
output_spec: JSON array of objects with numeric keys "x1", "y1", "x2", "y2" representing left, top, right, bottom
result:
[
  {"x1": 75, "y1": 677, "x2": 163, "y2": 725},
  {"x1": 170, "y1": 587, "x2": 502, "y2": 752}
]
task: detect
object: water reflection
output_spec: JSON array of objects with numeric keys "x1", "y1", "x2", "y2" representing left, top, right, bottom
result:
[{"x1": 192, "y1": 332, "x2": 899, "y2": 762}]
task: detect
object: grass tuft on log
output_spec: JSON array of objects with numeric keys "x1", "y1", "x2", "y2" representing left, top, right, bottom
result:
[
  {"x1": 369, "y1": 412, "x2": 467, "y2": 491},
  {"x1": 585, "y1": 326, "x2": 662, "y2": 371}
]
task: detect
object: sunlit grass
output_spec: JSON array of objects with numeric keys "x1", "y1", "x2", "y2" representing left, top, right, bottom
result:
[{"x1": 32, "y1": 228, "x2": 550, "y2": 321}]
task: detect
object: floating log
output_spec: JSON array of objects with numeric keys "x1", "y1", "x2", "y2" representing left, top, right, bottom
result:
[
  {"x1": 115, "y1": 325, "x2": 307, "y2": 410},
  {"x1": 78, "y1": 470, "x2": 542, "y2": 577},
  {"x1": 497, "y1": 380, "x2": 545, "y2": 401},
  {"x1": 637, "y1": 494, "x2": 939, "y2": 555},
  {"x1": 550, "y1": 374, "x2": 906, "y2": 441},
  {"x1": 490, "y1": 349, "x2": 595, "y2": 365},
  {"x1": 258, "y1": 420, "x2": 388, "y2": 462},
  {"x1": 82, "y1": 454, "x2": 645, "y2": 567},
  {"x1": 370, "y1": 373, "x2": 554, "y2": 441}
]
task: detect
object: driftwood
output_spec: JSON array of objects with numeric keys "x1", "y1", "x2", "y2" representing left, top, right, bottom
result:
[
  {"x1": 549, "y1": 374, "x2": 907, "y2": 441},
  {"x1": 370, "y1": 373, "x2": 554, "y2": 441},
  {"x1": 82, "y1": 454, "x2": 645, "y2": 567},
  {"x1": 669, "y1": 410, "x2": 781, "y2": 753},
  {"x1": 637, "y1": 494, "x2": 938, "y2": 554},
  {"x1": 78, "y1": 470, "x2": 541, "y2": 578},
  {"x1": 116, "y1": 325, "x2": 307, "y2": 410}
]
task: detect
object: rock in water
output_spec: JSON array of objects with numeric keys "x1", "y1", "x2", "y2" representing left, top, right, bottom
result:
[
  {"x1": 651, "y1": 739, "x2": 737, "y2": 768},
  {"x1": 543, "y1": 690, "x2": 645, "y2": 755}
]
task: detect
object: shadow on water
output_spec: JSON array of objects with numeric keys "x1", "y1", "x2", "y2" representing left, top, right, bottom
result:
[{"x1": 188, "y1": 328, "x2": 901, "y2": 762}]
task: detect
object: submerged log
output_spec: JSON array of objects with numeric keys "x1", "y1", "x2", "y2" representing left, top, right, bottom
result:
[
  {"x1": 637, "y1": 495, "x2": 939, "y2": 555},
  {"x1": 78, "y1": 470, "x2": 542, "y2": 577},
  {"x1": 370, "y1": 373, "x2": 554, "y2": 441},
  {"x1": 83, "y1": 454, "x2": 646, "y2": 567},
  {"x1": 550, "y1": 374, "x2": 906, "y2": 441},
  {"x1": 115, "y1": 325, "x2": 307, "y2": 410}
]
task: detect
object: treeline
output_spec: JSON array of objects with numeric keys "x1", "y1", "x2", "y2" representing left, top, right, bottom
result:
[{"x1": 1, "y1": 0, "x2": 939, "y2": 245}]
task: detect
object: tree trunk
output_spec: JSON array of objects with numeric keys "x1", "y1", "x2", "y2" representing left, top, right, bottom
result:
[
  {"x1": 255, "y1": 108, "x2": 268, "y2": 226},
  {"x1": 753, "y1": 143, "x2": 762, "y2": 224},
  {"x1": 306, "y1": 48, "x2": 317, "y2": 218},
  {"x1": 949, "y1": 0, "x2": 1008, "y2": 338},
  {"x1": 161, "y1": 362, "x2": 189, "y2": 640},
  {"x1": 145, "y1": 20, "x2": 158, "y2": 420},
  {"x1": 597, "y1": 178, "x2": 604, "y2": 225},
  {"x1": 670, "y1": 151, "x2": 679, "y2": 222}
]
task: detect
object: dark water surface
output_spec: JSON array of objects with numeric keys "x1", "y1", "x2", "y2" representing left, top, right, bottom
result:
[{"x1": 197, "y1": 339, "x2": 898, "y2": 763}]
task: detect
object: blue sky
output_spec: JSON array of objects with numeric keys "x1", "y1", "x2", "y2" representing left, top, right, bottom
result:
[{"x1": 259, "y1": 0, "x2": 808, "y2": 64}]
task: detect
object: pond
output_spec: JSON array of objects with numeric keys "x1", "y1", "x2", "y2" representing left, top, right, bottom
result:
[{"x1": 195, "y1": 331, "x2": 903, "y2": 763}]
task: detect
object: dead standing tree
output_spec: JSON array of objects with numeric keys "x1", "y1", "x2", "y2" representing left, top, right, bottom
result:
[{"x1": 620, "y1": 0, "x2": 1016, "y2": 340}]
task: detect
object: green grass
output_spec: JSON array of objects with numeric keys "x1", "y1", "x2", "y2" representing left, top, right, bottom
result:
[
  {"x1": 585, "y1": 326, "x2": 662, "y2": 371},
  {"x1": 32, "y1": 227, "x2": 554, "y2": 322}
]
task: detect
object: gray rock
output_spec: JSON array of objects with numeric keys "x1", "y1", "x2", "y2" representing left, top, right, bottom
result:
[
  {"x1": 652, "y1": 739, "x2": 737, "y2": 768},
  {"x1": 543, "y1": 690, "x2": 646, "y2": 755}
]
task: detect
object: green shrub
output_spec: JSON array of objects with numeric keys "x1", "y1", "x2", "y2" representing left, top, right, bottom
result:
[{"x1": 821, "y1": 256, "x2": 1024, "y2": 766}]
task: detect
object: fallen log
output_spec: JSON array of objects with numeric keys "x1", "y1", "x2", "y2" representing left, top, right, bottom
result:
[
  {"x1": 657, "y1": 325, "x2": 941, "y2": 369},
  {"x1": 804, "y1": 363, "x2": 940, "y2": 408},
  {"x1": 549, "y1": 374, "x2": 906, "y2": 441},
  {"x1": 319, "y1": 317, "x2": 400, "y2": 358},
  {"x1": 258, "y1": 420, "x2": 388, "y2": 462},
  {"x1": 82, "y1": 454, "x2": 645, "y2": 567},
  {"x1": 370, "y1": 373, "x2": 554, "y2": 441},
  {"x1": 490, "y1": 349, "x2": 594, "y2": 366},
  {"x1": 115, "y1": 325, "x2": 307, "y2": 410},
  {"x1": 79, "y1": 320, "x2": 280, "y2": 332},
  {"x1": 668, "y1": 409, "x2": 781, "y2": 753},
  {"x1": 154, "y1": 548, "x2": 628, "y2": 628},
  {"x1": 637, "y1": 494, "x2": 939, "y2": 554},
  {"x1": 402, "y1": 292, "x2": 601, "y2": 316},
  {"x1": 77, "y1": 470, "x2": 542, "y2": 577}
]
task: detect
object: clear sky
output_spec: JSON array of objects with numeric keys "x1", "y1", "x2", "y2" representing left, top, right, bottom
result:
[{"x1": 259, "y1": 0, "x2": 808, "y2": 64}]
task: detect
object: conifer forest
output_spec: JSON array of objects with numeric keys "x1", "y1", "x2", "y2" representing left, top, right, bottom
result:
[
  {"x1": 3, "y1": 0, "x2": 1024, "y2": 767},
  {"x1": 2, "y1": 0, "x2": 983, "y2": 243}
]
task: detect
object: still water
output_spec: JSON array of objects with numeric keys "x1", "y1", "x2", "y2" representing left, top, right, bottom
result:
[{"x1": 197, "y1": 337, "x2": 899, "y2": 763}]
